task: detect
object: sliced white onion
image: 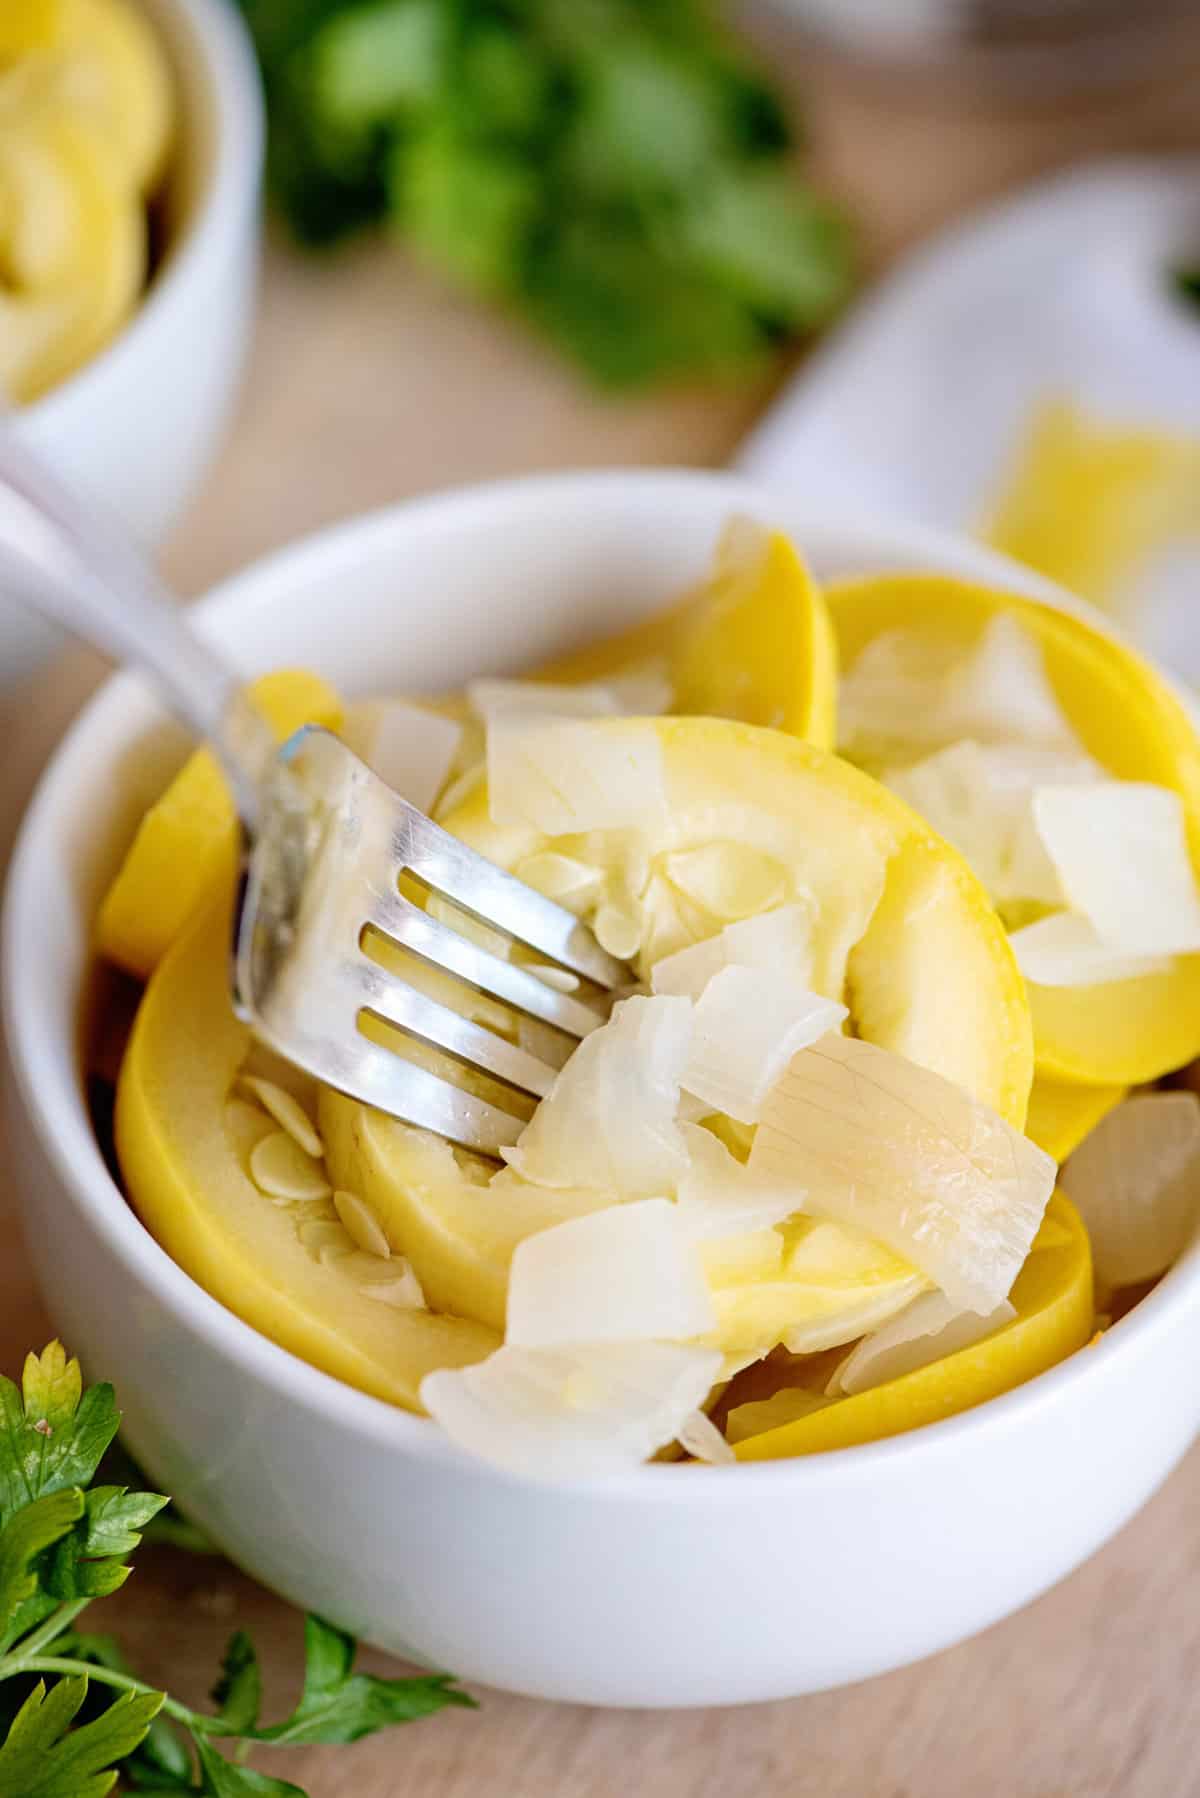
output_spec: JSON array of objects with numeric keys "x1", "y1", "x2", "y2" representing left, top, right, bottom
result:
[
  {"x1": 674, "y1": 1122, "x2": 803, "y2": 1240},
  {"x1": 1032, "y1": 782, "x2": 1200, "y2": 956},
  {"x1": 749, "y1": 1033, "x2": 1054, "y2": 1312},
  {"x1": 650, "y1": 901, "x2": 817, "y2": 1000},
  {"x1": 420, "y1": 1341, "x2": 723, "y2": 1480},
  {"x1": 1009, "y1": 911, "x2": 1174, "y2": 988},
  {"x1": 677, "y1": 1408, "x2": 735, "y2": 1465},
  {"x1": 487, "y1": 716, "x2": 667, "y2": 835},
  {"x1": 650, "y1": 934, "x2": 727, "y2": 1000},
  {"x1": 841, "y1": 614, "x2": 1081, "y2": 760},
  {"x1": 827, "y1": 1290, "x2": 1016, "y2": 1397},
  {"x1": 506, "y1": 1198, "x2": 716, "y2": 1348},
  {"x1": 683, "y1": 967, "x2": 847, "y2": 1125},
  {"x1": 780, "y1": 1281, "x2": 927, "y2": 1355},
  {"x1": 885, "y1": 740, "x2": 1077, "y2": 907},
  {"x1": 1062, "y1": 1091, "x2": 1200, "y2": 1287},
  {"x1": 352, "y1": 701, "x2": 464, "y2": 814},
  {"x1": 502, "y1": 994, "x2": 691, "y2": 1195}
]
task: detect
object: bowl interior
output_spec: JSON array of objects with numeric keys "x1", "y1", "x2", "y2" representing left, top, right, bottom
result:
[{"x1": 6, "y1": 467, "x2": 1186, "y2": 1465}]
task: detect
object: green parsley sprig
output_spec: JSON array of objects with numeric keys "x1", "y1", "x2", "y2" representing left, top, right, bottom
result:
[
  {"x1": 235, "y1": 0, "x2": 854, "y2": 386},
  {"x1": 0, "y1": 1344, "x2": 473, "y2": 1797}
]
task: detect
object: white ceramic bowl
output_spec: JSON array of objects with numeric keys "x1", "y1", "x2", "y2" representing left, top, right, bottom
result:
[
  {"x1": 5, "y1": 0, "x2": 263, "y2": 681},
  {"x1": 6, "y1": 470, "x2": 1199, "y2": 1708}
]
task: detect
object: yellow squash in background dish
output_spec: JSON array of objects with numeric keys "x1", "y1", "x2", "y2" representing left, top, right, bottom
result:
[
  {"x1": 0, "y1": 0, "x2": 173, "y2": 401},
  {"x1": 828, "y1": 573, "x2": 1200, "y2": 1088}
]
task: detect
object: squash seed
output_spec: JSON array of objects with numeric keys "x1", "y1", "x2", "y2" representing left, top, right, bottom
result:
[
  {"x1": 333, "y1": 1189, "x2": 391, "y2": 1259},
  {"x1": 238, "y1": 1076, "x2": 324, "y2": 1159},
  {"x1": 347, "y1": 1252, "x2": 427, "y2": 1309},
  {"x1": 250, "y1": 1131, "x2": 332, "y2": 1202},
  {"x1": 297, "y1": 1217, "x2": 351, "y2": 1260},
  {"x1": 224, "y1": 1098, "x2": 275, "y2": 1169}
]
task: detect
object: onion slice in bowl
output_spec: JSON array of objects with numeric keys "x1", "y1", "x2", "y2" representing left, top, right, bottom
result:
[
  {"x1": 749, "y1": 1034, "x2": 1054, "y2": 1312},
  {"x1": 1031, "y1": 782, "x2": 1200, "y2": 956},
  {"x1": 1009, "y1": 912, "x2": 1174, "y2": 989},
  {"x1": 826, "y1": 1291, "x2": 1016, "y2": 1397},
  {"x1": 502, "y1": 995, "x2": 691, "y2": 1195},
  {"x1": 682, "y1": 968, "x2": 846, "y2": 1125},
  {"x1": 506, "y1": 1199, "x2": 716, "y2": 1348},
  {"x1": 1061, "y1": 1090, "x2": 1200, "y2": 1287},
  {"x1": 420, "y1": 1342, "x2": 723, "y2": 1480}
]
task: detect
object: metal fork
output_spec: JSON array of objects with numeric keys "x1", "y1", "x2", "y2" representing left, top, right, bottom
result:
[{"x1": 0, "y1": 433, "x2": 631, "y2": 1153}]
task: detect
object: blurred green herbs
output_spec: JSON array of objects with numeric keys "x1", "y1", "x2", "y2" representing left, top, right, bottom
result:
[{"x1": 235, "y1": 0, "x2": 854, "y2": 385}]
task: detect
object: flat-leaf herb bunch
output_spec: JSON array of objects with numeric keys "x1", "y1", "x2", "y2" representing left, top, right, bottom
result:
[{"x1": 0, "y1": 1344, "x2": 472, "y2": 1797}]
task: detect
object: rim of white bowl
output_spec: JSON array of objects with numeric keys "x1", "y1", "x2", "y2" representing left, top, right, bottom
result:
[
  {"x1": 19, "y1": 0, "x2": 264, "y2": 428},
  {"x1": 7, "y1": 466, "x2": 1200, "y2": 1502}
]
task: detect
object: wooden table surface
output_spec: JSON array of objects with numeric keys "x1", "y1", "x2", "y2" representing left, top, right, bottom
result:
[{"x1": 4, "y1": 30, "x2": 1200, "y2": 1797}]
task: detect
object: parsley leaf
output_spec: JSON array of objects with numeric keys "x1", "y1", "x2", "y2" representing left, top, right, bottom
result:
[
  {"x1": 211, "y1": 1632, "x2": 262, "y2": 1736},
  {"x1": 0, "y1": 1345, "x2": 121, "y2": 1524},
  {"x1": 0, "y1": 1490, "x2": 85, "y2": 1651},
  {"x1": 254, "y1": 1615, "x2": 475, "y2": 1746},
  {"x1": 193, "y1": 1736, "x2": 307, "y2": 1797},
  {"x1": 0, "y1": 1346, "x2": 473, "y2": 1797},
  {"x1": 0, "y1": 1676, "x2": 162, "y2": 1798},
  {"x1": 235, "y1": 0, "x2": 854, "y2": 384}
]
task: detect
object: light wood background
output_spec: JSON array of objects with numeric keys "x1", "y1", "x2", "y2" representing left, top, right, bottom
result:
[{"x1": 4, "y1": 23, "x2": 1200, "y2": 1796}]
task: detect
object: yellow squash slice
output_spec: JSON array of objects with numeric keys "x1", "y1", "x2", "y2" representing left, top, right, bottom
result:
[
  {"x1": 536, "y1": 522, "x2": 838, "y2": 749},
  {"x1": 97, "y1": 671, "x2": 342, "y2": 981},
  {"x1": 322, "y1": 716, "x2": 1032, "y2": 1340},
  {"x1": 1025, "y1": 1077, "x2": 1128, "y2": 1164},
  {"x1": 733, "y1": 1192, "x2": 1093, "y2": 1460},
  {"x1": 115, "y1": 896, "x2": 498, "y2": 1411},
  {"x1": 828, "y1": 573, "x2": 1200, "y2": 1087}
]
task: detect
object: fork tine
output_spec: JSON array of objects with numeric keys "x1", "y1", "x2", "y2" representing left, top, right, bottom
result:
[
  {"x1": 324, "y1": 1032, "x2": 529, "y2": 1155},
  {"x1": 395, "y1": 800, "x2": 629, "y2": 990},
  {"x1": 364, "y1": 886, "x2": 611, "y2": 1040},
  {"x1": 348, "y1": 951, "x2": 559, "y2": 1099}
]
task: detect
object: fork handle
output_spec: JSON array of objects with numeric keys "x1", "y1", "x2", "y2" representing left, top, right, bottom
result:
[{"x1": 0, "y1": 429, "x2": 267, "y2": 821}]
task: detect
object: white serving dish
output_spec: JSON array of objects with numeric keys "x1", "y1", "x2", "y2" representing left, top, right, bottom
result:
[
  {"x1": 5, "y1": 469, "x2": 1198, "y2": 1707},
  {"x1": 5, "y1": 0, "x2": 263, "y2": 682}
]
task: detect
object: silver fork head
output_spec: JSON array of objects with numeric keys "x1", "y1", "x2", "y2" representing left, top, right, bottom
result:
[{"x1": 233, "y1": 727, "x2": 634, "y2": 1156}]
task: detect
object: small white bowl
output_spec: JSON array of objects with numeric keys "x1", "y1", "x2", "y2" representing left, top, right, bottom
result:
[
  {"x1": 6, "y1": 0, "x2": 263, "y2": 681},
  {"x1": 6, "y1": 470, "x2": 1199, "y2": 1707}
]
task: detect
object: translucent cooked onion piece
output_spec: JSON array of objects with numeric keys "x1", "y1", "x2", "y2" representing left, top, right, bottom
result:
[
  {"x1": 1032, "y1": 782, "x2": 1200, "y2": 956},
  {"x1": 1062, "y1": 1091, "x2": 1200, "y2": 1287},
  {"x1": 683, "y1": 967, "x2": 846, "y2": 1125},
  {"x1": 503, "y1": 995, "x2": 691, "y2": 1194},
  {"x1": 675, "y1": 1122, "x2": 803, "y2": 1239},
  {"x1": 841, "y1": 614, "x2": 1081, "y2": 761},
  {"x1": 350, "y1": 701, "x2": 463, "y2": 814},
  {"x1": 677, "y1": 1408, "x2": 735, "y2": 1465},
  {"x1": 827, "y1": 1291, "x2": 1016, "y2": 1397},
  {"x1": 420, "y1": 1342, "x2": 723, "y2": 1480},
  {"x1": 651, "y1": 901, "x2": 818, "y2": 1000},
  {"x1": 750, "y1": 1034, "x2": 1055, "y2": 1312},
  {"x1": 487, "y1": 715, "x2": 667, "y2": 835},
  {"x1": 506, "y1": 1199, "x2": 716, "y2": 1348},
  {"x1": 885, "y1": 741, "x2": 1094, "y2": 907},
  {"x1": 1009, "y1": 912, "x2": 1174, "y2": 989}
]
